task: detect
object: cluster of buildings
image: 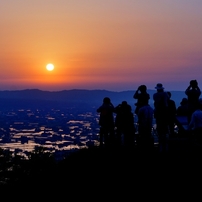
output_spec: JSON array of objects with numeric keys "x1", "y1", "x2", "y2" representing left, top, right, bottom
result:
[{"x1": 0, "y1": 106, "x2": 100, "y2": 160}]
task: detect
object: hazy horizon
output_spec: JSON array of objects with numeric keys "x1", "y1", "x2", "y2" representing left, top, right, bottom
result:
[{"x1": 0, "y1": 87, "x2": 186, "y2": 92}]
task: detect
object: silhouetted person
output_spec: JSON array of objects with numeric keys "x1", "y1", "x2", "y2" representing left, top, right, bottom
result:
[
  {"x1": 188, "y1": 99, "x2": 202, "y2": 143},
  {"x1": 185, "y1": 80, "x2": 201, "y2": 123},
  {"x1": 133, "y1": 85, "x2": 150, "y2": 115},
  {"x1": 153, "y1": 83, "x2": 169, "y2": 153},
  {"x1": 176, "y1": 98, "x2": 189, "y2": 116},
  {"x1": 97, "y1": 97, "x2": 115, "y2": 147},
  {"x1": 114, "y1": 101, "x2": 135, "y2": 148},
  {"x1": 167, "y1": 91, "x2": 177, "y2": 137},
  {"x1": 136, "y1": 103, "x2": 154, "y2": 151}
]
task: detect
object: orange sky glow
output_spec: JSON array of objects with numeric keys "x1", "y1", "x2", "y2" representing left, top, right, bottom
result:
[{"x1": 1, "y1": 1, "x2": 202, "y2": 91}]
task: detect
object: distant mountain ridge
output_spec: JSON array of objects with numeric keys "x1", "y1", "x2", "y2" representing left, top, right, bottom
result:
[{"x1": 0, "y1": 89, "x2": 187, "y2": 110}]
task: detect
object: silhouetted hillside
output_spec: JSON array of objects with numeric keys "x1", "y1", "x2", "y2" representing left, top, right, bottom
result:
[
  {"x1": 1, "y1": 145, "x2": 200, "y2": 197},
  {"x1": 0, "y1": 89, "x2": 186, "y2": 110}
]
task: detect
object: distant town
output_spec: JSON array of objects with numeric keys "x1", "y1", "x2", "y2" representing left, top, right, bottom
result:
[{"x1": 0, "y1": 89, "x2": 188, "y2": 159}]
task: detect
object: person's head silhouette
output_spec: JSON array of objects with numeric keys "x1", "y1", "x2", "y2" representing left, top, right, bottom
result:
[
  {"x1": 139, "y1": 85, "x2": 147, "y2": 92},
  {"x1": 190, "y1": 80, "x2": 198, "y2": 88},
  {"x1": 103, "y1": 97, "x2": 111, "y2": 104}
]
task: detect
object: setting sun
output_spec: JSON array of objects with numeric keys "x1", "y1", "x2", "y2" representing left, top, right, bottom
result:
[{"x1": 46, "y1": 64, "x2": 54, "y2": 71}]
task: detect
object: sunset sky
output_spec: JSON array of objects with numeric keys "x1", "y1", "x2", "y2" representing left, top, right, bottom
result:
[{"x1": 1, "y1": 0, "x2": 202, "y2": 92}]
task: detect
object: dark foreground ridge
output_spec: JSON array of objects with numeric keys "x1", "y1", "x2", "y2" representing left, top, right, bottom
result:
[{"x1": 1, "y1": 141, "x2": 202, "y2": 197}]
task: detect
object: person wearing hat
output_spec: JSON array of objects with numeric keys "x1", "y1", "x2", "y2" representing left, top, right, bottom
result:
[
  {"x1": 153, "y1": 83, "x2": 169, "y2": 152},
  {"x1": 185, "y1": 80, "x2": 201, "y2": 123}
]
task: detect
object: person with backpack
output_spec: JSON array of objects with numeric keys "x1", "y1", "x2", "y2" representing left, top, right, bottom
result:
[{"x1": 114, "y1": 101, "x2": 135, "y2": 148}]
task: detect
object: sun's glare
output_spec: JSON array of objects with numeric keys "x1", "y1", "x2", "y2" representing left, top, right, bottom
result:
[{"x1": 46, "y1": 64, "x2": 54, "y2": 71}]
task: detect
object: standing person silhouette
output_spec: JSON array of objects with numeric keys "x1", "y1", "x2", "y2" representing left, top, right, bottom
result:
[
  {"x1": 188, "y1": 99, "x2": 202, "y2": 143},
  {"x1": 176, "y1": 98, "x2": 189, "y2": 116},
  {"x1": 97, "y1": 97, "x2": 115, "y2": 147},
  {"x1": 167, "y1": 91, "x2": 177, "y2": 137},
  {"x1": 133, "y1": 85, "x2": 150, "y2": 116},
  {"x1": 153, "y1": 83, "x2": 169, "y2": 153},
  {"x1": 137, "y1": 102, "x2": 154, "y2": 152},
  {"x1": 114, "y1": 101, "x2": 135, "y2": 148},
  {"x1": 185, "y1": 80, "x2": 201, "y2": 123}
]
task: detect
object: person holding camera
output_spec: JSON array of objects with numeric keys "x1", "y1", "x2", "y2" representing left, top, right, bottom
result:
[
  {"x1": 185, "y1": 80, "x2": 201, "y2": 123},
  {"x1": 133, "y1": 85, "x2": 150, "y2": 116}
]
